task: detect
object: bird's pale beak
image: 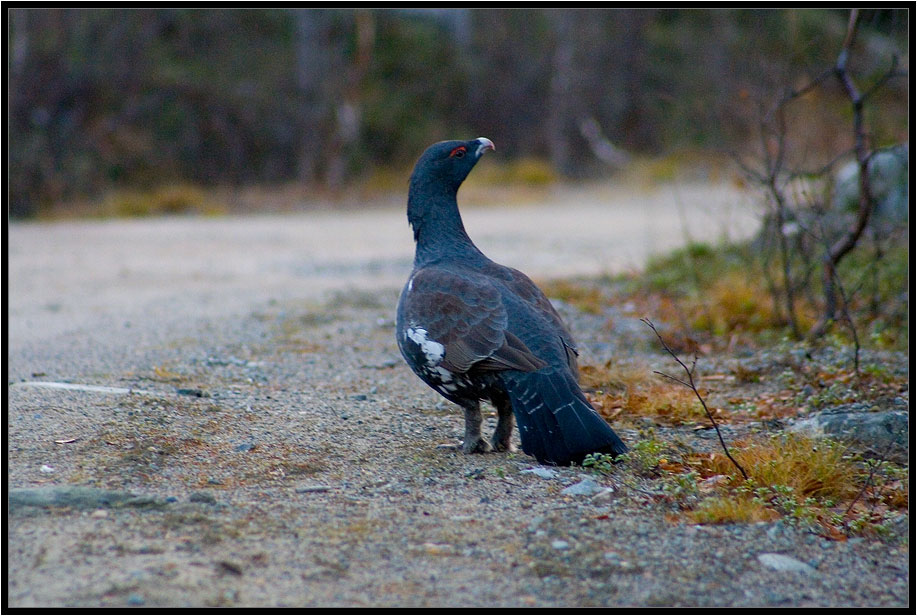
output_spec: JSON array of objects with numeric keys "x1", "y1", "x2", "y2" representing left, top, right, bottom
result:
[{"x1": 475, "y1": 137, "x2": 495, "y2": 157}]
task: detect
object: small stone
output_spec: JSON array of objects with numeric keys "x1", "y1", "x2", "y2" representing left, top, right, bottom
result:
[
  {"x1": 90, "y1": 509, "x2": 108, "y2": 518},
  {"x1": 561, "y1": 477, "x2": 603, "y2": 496},
  {"x1": 126, "y1": 594, "x2": 145, "y2": 606},
  {"x1": 521, "y1": 467, "x2": 559, "y2": 479},
  {"x1": 176, "y1": 388, "x2": 206, "y2": 397},
  {"x1": 551, "y1": 540, "x2": 570, "y2": 550},
  {"x1": 758, "y1": 552, "x2": 816, "y2": 574},
  {"x1": 527, "y1": 516, "x2": 545, "y2": 533},
  {"x1": 295, "y1": 485, "x2": 332, "y2": 494},
  {"x1": 39, "y1": 465, "x2": 55, "y2": 474},
  {"x1": 423, "y1": 542, "x2": 452, "y2": 555},
  {"x1": 590, "y1": 487, "x2": 616, "y2": 503},
  {"x1": 189, "y1": 491, "x2": 217, "y2": 505}
]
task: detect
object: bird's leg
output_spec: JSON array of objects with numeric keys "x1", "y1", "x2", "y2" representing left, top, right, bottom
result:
[
  {"x1": 490, "y1": 392, "x2": 516, "y2": 452},
  {"x1": 461, "y1": 401, "x2": 493, "y2": 454}
]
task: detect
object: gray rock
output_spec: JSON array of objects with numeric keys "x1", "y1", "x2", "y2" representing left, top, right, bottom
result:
[
  {"x1": 8, "y1": 486, "x2": 167, "y2": 511},
  {"x1": 758, "y1": 552, "x2": 816, "y2": 574},
  {"x1": 561, "y1": 476, "x2": 604, "y2": 496},
  {"x1": 126, "y1": 594, "x2": 146, "y2": 606},
  {"x1": 590, "y1": 487, "x2": 617, "y2": 503},
  {"x1": 521, "y1": 467, "x2": 559, "y2": 480},
  {"x1": 832, "y1": 143, "x2": 909, "y2": 225},
  {"x1": 189, "y1": 491, "x2": 217, "y2": 505},
  {"x1": 295, "y1": 485, "x2": 332, "y2": 494},
  {"x1": 789, "y1": 407, "x2": 908, "y2": 463}
]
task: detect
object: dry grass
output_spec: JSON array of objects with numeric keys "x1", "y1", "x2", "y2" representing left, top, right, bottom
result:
[
  {"x1": 100, "y1": 184, "x2": 227, "y2": 217},
  {"x1": 539, "y1": 279, "x2": 606, "y2": 315},
  {"x1": 680, "y1": 434, "x2": 867, "y2": 527},
  {"x1": 690, "y1": 271, "x2": 782, "y2": 334},
  {"x1": 689, "y1": 496, "x2": 780, "y2": 524},
  {"x1": 580, "y1": 360, "x2": 708, "y2": 426},
  {"x1": 702, "y1": 434, "x2": 860, "y2": 501}
]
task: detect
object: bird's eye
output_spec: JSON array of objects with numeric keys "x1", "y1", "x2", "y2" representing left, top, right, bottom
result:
[{"x1": 449, "y1": 146, "x2": 467, "y2": 159}]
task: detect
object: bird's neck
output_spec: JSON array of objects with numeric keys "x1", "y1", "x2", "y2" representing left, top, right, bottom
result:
[{"x1": 408, "y1": 186, "x2": 485, "y2": 267}]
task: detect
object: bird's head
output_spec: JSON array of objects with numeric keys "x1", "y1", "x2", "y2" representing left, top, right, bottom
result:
[{"x1": 409, "y1": 137, "x2": 495, "y2": 196}]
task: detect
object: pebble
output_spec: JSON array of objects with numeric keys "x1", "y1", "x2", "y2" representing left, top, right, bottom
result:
[
  {"x1": 758, "y1": 553, "x2": 816, "y2": 574},
  {"x1": 551, "y1": 540, "x2": 570, "y2": 550},
  {"x1": 521, "y1": 467, "x2": 559, "y2": 479},
  {"x1": 126, "y1": 594, "x2": 145, "y2": 606},
  {"x1": 527, "y1": 516, "x2": 545, "y2": 533},
  {"x1": 561, "y1": 477, "x2": 604, "y2": 496},
  {"x1": 189, "y1": 491, "x2": 217, "y2": 504},
  {"x1": 176, "y1": 388, "x2": 206, "y2": 397},
  {"x1": 295, "y1": 485, "x2": 332, "y2": 494},
  {"x1": 422, "y1": 542, "x2": 452, "y2": 555}
]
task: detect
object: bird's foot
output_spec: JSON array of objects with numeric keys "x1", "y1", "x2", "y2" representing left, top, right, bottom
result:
[
  {"x1": 462, "y1": 437, "x2": 494, "y2": 454},
  {"x1": 491, "y1": 439, "x2": 516, "y2": 453}
]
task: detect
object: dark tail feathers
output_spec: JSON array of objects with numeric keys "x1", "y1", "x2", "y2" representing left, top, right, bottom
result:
[{"x1": 501, "y1": 369, "x2": 628, "y2": 466}]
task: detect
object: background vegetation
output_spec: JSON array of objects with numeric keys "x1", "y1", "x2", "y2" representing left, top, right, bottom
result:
[{"x1": 7, "y1": 8, "x2": 909, "y2": 217}]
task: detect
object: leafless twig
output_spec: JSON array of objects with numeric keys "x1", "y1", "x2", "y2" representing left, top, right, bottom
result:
[
  {"x1": 641, "y1": 318, "x2": 748, "y2": 481},
  {"x1": 840, "y1": 444, "x2": 897, "y2": 536},
  {"x1": 809, "y1": 9, "x2": 904, "y2": 339}
]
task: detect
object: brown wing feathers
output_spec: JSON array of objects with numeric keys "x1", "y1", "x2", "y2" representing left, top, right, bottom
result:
[{"x1": 403, "y1": 268, "x2": 546, "y2": 374}]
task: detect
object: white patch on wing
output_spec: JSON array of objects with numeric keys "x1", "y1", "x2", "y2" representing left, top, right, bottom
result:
[{"x1": 406, "y1": 326, "x2": 445, "y2": 365}]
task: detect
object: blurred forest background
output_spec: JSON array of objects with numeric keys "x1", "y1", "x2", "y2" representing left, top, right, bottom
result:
[{"x1": 6, "y1": 7, "x2": 910, "y2": 218}]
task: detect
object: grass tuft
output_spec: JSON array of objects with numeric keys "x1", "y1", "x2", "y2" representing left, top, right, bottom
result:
[
  {"x1": 703, "y1": 434, "x2": 858, "y2": 501},
  {"x1": 581, "y1": 361, "x2": 707, "y2": 426},
  {"x1": 689, "y1": 496, "x2": 780, "y2": 524},
  {"x1": 101, "y1": 184, "x2": 226, "y2": 217}
]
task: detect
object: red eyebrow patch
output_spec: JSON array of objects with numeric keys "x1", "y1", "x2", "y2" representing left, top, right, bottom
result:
[{"x1": 449, "y1": 146, "x2": 467, "y2": 158}]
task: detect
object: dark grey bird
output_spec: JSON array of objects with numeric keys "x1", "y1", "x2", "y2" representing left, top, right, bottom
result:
[{"x1": 396, "y1": 137, "x2": 627, "y2": 466}]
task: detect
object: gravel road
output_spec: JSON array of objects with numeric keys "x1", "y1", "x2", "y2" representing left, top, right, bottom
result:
[{"x1": 6, "y1": 182, "x2": 908, "y2": 608}]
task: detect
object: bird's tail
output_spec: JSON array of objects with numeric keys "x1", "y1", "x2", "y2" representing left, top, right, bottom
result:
[{"x1": 501, "y1": 369, "x2": 628, "y2": 466}]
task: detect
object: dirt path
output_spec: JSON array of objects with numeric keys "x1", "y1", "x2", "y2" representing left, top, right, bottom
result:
[{"x1": 6, "y1": 182, "x2": 908, "y2": 608}]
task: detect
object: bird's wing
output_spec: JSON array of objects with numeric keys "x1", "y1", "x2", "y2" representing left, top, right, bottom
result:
[
  {"x1": 401, "y1": 267, "x2": 547, "y2": 374},
  {"x1": 499, "y1": 265, "x2": 580, "y2": 374}
]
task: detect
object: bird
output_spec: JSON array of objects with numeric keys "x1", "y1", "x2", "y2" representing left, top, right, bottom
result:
[{"x1": 396, "y1": 137, "x2": 628, "y2": 466}]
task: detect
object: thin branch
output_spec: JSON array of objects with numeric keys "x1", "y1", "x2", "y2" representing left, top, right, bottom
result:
[
  {"x1": 840, "y1": 443, "x2": 898, "y2": 536},
  {"x1": 832, "y1": 265, "x2": 861, "y2": 375},
  {"x1": 809, "y1": 9, "x2": 895, "y2": 339},
  {"x1": 641, "y1": 318, "x2": 748, "y2": 481},
  {"x1": 785, "y1": 146, "x2": 856, "y2": 181}
]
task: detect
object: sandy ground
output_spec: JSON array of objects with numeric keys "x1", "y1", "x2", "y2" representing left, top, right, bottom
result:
[
  {"x1": 8, "y1": 181, "x2": 758, "y2": 356},
  {"x1": 6, "y1": 181, "x2": 908, "y2": 608}
]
